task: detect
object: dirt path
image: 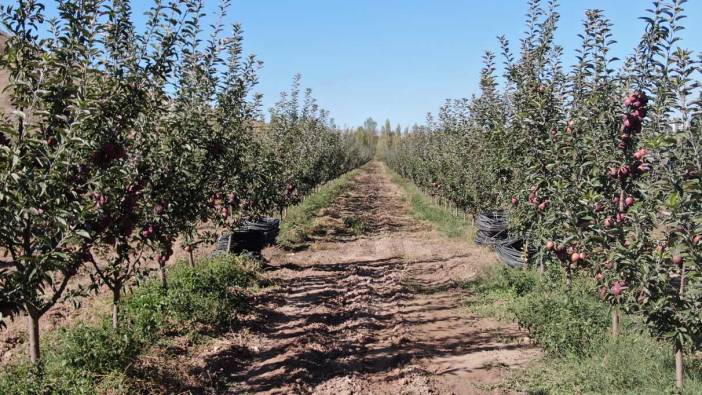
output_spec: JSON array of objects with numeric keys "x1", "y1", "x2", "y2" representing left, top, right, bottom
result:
[{"x1": 191, "y1": 162, "x2": 540, "y2": 394}]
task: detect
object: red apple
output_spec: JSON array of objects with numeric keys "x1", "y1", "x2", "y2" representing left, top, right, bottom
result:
[
  {"x1": 611, "y1": 281, "x2": 623, "y2": 296},
  {"x1": 619, "y1": 165, "x2": 630, "y2": 177},
  {"x1": 633, "y1": 148, "x2": 647, "y2": 160},
  {"x1": 93, "y1": 193, "x2": 108, "y2": 208},
  {"x1": 625, "y1": 196, "x2": 635, "y2": 207},
  {"x1": 545, "y1": 241, "x2": 555, "y2": 251},
  {"x1": 672, "y1": 256, "x2": 683, "y2": 266}
]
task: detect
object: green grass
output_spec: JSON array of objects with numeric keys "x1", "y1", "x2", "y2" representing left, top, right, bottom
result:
[
  {"x1": 510, "y1": 334, "x2": 702, "y2": 395},
  {"x1": 343, "y1": 215, "x2": 370, "y2": 235},
  {"x1": 277, "y1": 168, "x2": 361, "y2": 249},
  {"x1": 0, "y1": 254, "x2": 262, "y2": 395},
  {"x1": 384, "y1": 165, "x2": 474, "y2": 240},
  {"x1": 465, "y1": 266, "x2": 702, "y2": 394}
]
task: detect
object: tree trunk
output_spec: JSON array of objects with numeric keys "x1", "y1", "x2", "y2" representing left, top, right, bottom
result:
[
  {"x1": 27, "y1": 308, "x2": 41, "y2": 365},
  {"x1": 112, "y1": 285, "x2": 121, "y2": 330},
  {"x1": 159, "y1": 261, "x2": 168, "y2": 289},
  {"x1": 675, "y1": 340, "x2": 684, "y2": 391},
  {"x1": 188, "y1": 250, "x2": 195, "y2": 267},
  {"x1": 611, "y1": 305, "x2": 620, "y2": 337},
  {"x1": 539, "y1": 255, "x2": 545, "y2": 276},
  {"x1": 523, "y1": 240, "x2": 529, "y2": 271},
  {"x1": 226, "y1": 234, "x2": 233, "y2": 254},
  {"x1": 680, "y1": 263, "x2": 686, "y2": 295},
  {"x1": 566, "y1": 265, "x2": 572, "y2": 289},
  {"x1": 675, "y1": 265, "x2": 686, "y2": 390}
]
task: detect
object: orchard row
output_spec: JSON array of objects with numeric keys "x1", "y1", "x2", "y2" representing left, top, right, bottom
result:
[
  {"x1": 0, "y1": 0, "x2": 373, "y2": 364},
  {"x1": 385, "y1": 0, "x2": 700, "y2": 389}
]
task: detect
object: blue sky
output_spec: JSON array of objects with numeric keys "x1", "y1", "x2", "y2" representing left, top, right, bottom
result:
[{"x1": 34, "y1": 1, "x2": 702, "y2": 129}]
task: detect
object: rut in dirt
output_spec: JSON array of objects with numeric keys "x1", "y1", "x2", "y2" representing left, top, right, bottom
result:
[{"x1": 194, "y1": 162, "x2": 539, "y2": 394}]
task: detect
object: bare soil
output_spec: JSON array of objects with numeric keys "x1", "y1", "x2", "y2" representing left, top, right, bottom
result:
[{"x1": 186, "y1": 162, "x2": 541, "y2": 394}]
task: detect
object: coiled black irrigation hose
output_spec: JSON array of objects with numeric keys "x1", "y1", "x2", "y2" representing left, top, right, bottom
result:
[
  {"x1": 215, "y1": 217, "x2": 280, "y2": 254},
  {"x1": 474, "y1": 211, "x2": 529, "y2": 268},
  {"x1": 474, "y1": 211, "x2": 509, "y2": 246}
]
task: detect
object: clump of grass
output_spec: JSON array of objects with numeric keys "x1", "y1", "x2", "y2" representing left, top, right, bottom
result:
[
  {"x1": 277, "y1": 169, "x2": 360, "y2": 249},
  {"x1": 468, "y1": 266, "x2": 608, "y2": 356},
  {"x1": 467, "y1": 265, "x2": 702, "y2": 394},
  {"x1": 509, "y1": 332, "x2": 702, "y2": 394},
  {"x1": 0, "y1": 254, "x2": 261, "y2": 394},
  {"x1": 343, "y1": 215, "x2": 369, "y2": 235},
  {"x1": 384, "y1": 165, "x2": 473, "y2": 240}
]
